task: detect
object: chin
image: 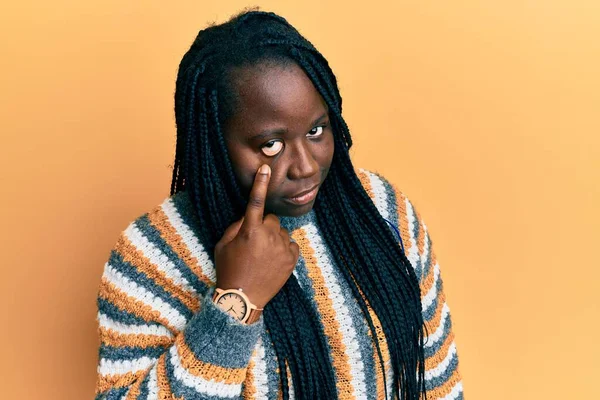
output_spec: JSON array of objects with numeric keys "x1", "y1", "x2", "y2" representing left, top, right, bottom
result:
[{"x1": 271, "y1": 201, "x2": 315, "y2": 217}]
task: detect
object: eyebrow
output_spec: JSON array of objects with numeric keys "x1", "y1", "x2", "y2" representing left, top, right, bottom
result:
[{"x1": 248, "y1": 112, "x2": 329, "y2": 141}]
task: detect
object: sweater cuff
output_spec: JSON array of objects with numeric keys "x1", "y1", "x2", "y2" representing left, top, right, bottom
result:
[{"x1": 183, "y1": 288, "x2": 264, "y2": 368}]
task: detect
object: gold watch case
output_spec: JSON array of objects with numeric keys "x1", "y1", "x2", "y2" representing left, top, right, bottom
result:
[{"x1": 212, "y1": 288, "x2": 262, "y2": 324}]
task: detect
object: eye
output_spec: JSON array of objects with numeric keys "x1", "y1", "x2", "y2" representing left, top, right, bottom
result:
[
  {"x1": 308, "y1": 126, "x2": 325, "y2": 137},
  {"x1": 261, "y1": 140, "x2": 284, "y2": 157}
]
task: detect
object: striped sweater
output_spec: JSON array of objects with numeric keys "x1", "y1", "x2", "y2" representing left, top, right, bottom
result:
[{"x1": 94, "y1": 168, "x2": 464, "y2": 400}]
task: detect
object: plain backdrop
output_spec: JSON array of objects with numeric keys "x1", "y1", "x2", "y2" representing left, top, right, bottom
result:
[{"x1": 1, "y1": 1, "x2": 599, "y2": 399}]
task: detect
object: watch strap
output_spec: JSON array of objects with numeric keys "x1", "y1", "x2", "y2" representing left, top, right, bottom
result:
[{"x1": 245, "y1": 308, "x2": 263, "y2": 325}]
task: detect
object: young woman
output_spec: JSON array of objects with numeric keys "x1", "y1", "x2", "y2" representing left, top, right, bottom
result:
[{"x1": 94, "y1": 10, "x2": 464, "y2": 400}]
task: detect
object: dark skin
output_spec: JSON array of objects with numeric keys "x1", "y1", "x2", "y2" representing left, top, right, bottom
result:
[
  {"x1": 213, "y1": 62, "x2": 335, "y2": 310},
  {"x1": 223, "y1": 61, "x2": 335, "y2": 217}
]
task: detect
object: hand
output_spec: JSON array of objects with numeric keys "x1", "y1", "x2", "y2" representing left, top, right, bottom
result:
[{"x1": 214, "y1": 164, "x2": 300, "y2": 308}]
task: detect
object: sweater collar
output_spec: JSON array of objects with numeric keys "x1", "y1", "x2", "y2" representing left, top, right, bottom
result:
[{"x1": 279, "y1": 207, "x2": 317, "y2": 233}]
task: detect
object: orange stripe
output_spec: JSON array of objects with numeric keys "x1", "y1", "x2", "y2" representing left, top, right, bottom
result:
[
  {"x1": 242, "y1": 350, "x2": 258, "y2": 399},
  {"x1": 96, "y1": 369, "x2": 148, "y2": 394},
  {"x1": 98, "y1": 277, "x2": 179, "y2": 335},
  {"x1": 115, "y1": 233, "x2": 200, "y2": 313},
  {"x1": 147, "y1": 206, "x2": 215, "y2": 287},
  {"x1": 291, "y1": 228, "x2": 355, "y2": 400},
  {"x1": 156, "y1": 353, "x2": 174, "y2": 398},
  {"x1": 174, "y1": 334, "x2": 247, "y2": 384},
  {"x1": 425, "y1": 330, "x2": 456, "y2": 371},
  {"x1": 426, "y1": 367, "x2": 462, "y2": 399},
  {"x1": 419, "y1": 248, "x2": 438, "y2": 298},
  {"x1": 356, "y1": 169, "x2": 375, "y2": 199},
  {"x1": 125, "y1": 371, "x2": 146, "y2": 399},
  {"x1": 99, "y1": 326, "x2": 173, "y2": 348}
]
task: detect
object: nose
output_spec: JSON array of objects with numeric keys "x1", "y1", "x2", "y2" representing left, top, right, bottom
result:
[{"x1": 286, "y1": 140, "x2": 319, "y2": 180}]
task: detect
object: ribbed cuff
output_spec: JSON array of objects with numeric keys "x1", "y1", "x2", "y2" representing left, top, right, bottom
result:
[{"x1": 183, "y1": 289, "x2": 264, "y2": 368}]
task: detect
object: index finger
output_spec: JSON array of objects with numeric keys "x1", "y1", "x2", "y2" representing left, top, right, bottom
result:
[{"x1": 241, "y1": 164, "x2": 271, "y2": 230}]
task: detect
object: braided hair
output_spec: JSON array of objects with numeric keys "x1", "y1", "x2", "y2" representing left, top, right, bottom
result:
[{"x1": 170, "y1": 10, "x2": 427, "y2": 400}]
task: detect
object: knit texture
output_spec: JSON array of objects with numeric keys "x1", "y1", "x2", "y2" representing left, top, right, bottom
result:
[{"x1": 94, "y1": 168, "x2": 464, "y2": 399}]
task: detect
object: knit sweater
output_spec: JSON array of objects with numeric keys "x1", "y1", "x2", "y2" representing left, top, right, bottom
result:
[{"x1": 94, "y1": 168, "x2": 464, "y2": 400}]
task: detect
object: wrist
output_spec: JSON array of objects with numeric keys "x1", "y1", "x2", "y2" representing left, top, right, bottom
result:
[
  {"x1": 183, "y1": 294, "x2": 263, "y2": 364},
  {"x1": 212, "y1": 287, "x2": 263, "y2": 325},
  {"x1": 215, "y1": 281, "x2": 266, "y2": 308}
]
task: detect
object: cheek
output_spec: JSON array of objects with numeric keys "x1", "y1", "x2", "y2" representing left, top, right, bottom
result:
[
  {"x1": 235, "y1": 166, "x2": 258, "y2": 195},
  {"x1": 225, "y1": 144, "x2": 261, "y2": 195},
  {"x1": 232, "y1": 158, "x2": 278, "y2": 199},
  {"x1": 225, "y1": 156, "x2": 250, "y2": 196}
]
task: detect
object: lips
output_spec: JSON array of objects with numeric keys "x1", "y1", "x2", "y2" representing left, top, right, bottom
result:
[{"x1": 285, "y1": 184, "x2": 320, "y2": 199}]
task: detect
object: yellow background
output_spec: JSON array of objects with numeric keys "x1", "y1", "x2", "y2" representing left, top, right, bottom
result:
[{"x1": 1, "y1": 1, "x2": 599, "y2": 398}]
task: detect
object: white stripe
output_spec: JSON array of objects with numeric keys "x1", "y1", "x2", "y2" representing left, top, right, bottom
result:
[
  {"x1": 384, "y1": 357, "x2": 394, "y2": 400},
  {"x1": 304, "y1": 224, "x2": 368, "y2": 399},
  {"x1": 292, "y1": 269, "x2": 301, "y2": 284},
  {"x1": 124, "y1": 222, "x2": 198, "y2": 296},
  {"x1": 366, "y1": 171, "x2": 390, "y2": 220},
  {"x1": 404, "y1": 195, "x2": 433, "y2": 279},
  {"x1": 291, "y1": 234, "x2": 303, "y2": 290},
  {"x1": 251, "y1": 337, "x2": 269, "y2": 399},
  {"x1": 424, "y1": 343, "x2": 457, "y2": 380},
  {"x1": 98, "y1": 356, "x2": 157, "y2": 376},
  {"x1": 145, "y1": 363, "x2": 159, "y2": 400},
  {"x1": 161, "y1": 199, "x2": 216, "y2": 284},
  {"x1": 289, "y1": 366, "x2": 295, "y2": 399},
  {"x1": 421, "y1": 263, "x2": 441, "y2": 311},
  {"x1": 98, "y1": 313, "x2": 173, "y2": 338},
  {"x1": 103, "y1": 263, "x2": 188, "y2": 330},
  {"x1": 441, "y1": 381, "x2": 463, "y2": 400},
  {"x1": 424, "y1": 303, "x2": 450, "y2": 348},
  {"x1": 168, "y1": 345, "x2": 242, "y2": 398}
]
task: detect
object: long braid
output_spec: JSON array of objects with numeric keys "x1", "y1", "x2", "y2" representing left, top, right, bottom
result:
[
  {"x1": 170, "y1": 10, "x2": 427, "y2": 399},
  {"x1": 208, "y1": 89, "x2": 245, "y2": 212},
  {"x1": 320, "y1": 159, "x2": 424, "y2": 398},
  {"x1": 290, "y1": 42, "x2": 425, "y2": 397},
  {"x1": 315, "y1": 175, "x2": 392, "y2": 398}
]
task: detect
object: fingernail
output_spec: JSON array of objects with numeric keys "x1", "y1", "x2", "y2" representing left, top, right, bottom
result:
[{"x1": 259, "y1": 164, "x2": 270, "y2": 175}]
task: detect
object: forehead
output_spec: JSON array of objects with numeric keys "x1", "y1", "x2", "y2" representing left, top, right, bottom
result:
[{"x1": 224, "y1": 62, "x2": 328, "y2": 137}]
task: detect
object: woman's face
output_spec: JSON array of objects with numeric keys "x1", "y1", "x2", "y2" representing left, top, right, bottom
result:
[{"x1": 223, "y1": 62, "x2": 335, "y2": 217}]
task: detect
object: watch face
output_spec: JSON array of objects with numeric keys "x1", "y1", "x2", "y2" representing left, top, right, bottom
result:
[{"x1": 216, "y1": 292, "x2": 247, "y2": 321}]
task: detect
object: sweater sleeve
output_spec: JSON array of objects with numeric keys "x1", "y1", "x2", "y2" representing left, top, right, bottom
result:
[
  {"x1": 94, "y1": 223, "x2": 263, "y2": 400},
  {"x1": 359, "y1": 168, "x2": 465, "y2": 399},
  {"x1": 395, "y1": 190, "x2": 464, "y2": 399}
]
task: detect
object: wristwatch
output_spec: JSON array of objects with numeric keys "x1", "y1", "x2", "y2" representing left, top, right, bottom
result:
[{"x1": 212, "y1": 288, "x2": 263, "y2": 324}]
